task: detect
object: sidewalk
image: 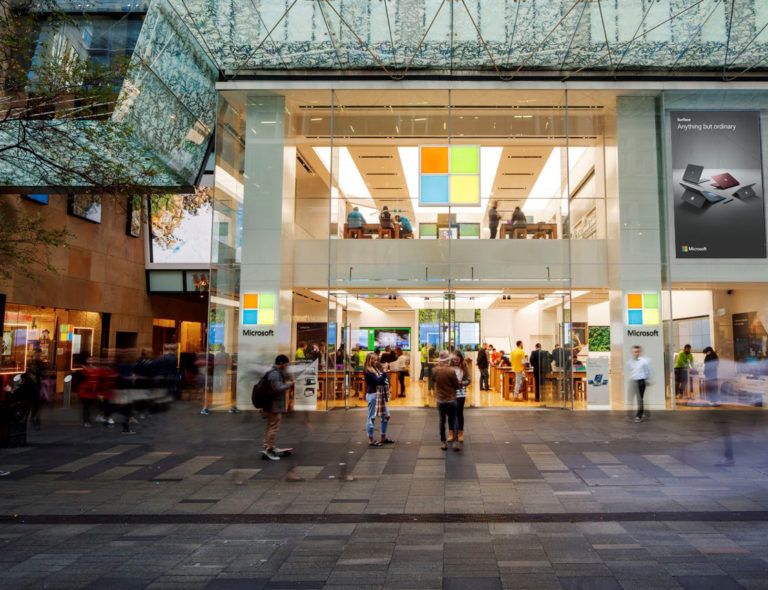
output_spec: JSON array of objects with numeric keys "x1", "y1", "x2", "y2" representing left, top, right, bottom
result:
[{"x1": 1, "y1": 403, "x2": 767, "y2": 589}]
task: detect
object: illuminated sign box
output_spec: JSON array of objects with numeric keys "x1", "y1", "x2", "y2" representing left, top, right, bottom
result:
[{"x1": 419, "y1": 146, "x2": 480, "y2": 206}]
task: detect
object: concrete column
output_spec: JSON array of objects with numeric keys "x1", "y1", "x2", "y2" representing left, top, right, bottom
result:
[
  {"x1": 235, "y1": 95, "x2": 296, "y2": 408},
  {"x1": 611, "y1": 95, "x2": 666, "y2": 410}
]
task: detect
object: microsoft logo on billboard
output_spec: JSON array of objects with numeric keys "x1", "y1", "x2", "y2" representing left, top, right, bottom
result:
[
  {"x1": 626, "y1": 293, "x2": 659, "y2": 326},
  {"x1": 242, "y1": 293, "x2": 275, "y2": 326}
]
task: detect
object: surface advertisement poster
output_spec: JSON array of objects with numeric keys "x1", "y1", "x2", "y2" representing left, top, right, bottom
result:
[
  {"x1": 586, "y1": 355, "x2": 610, "y2": 408},
  {"x1": 669, "y1": 110, "x2": 766, "y2": 259},
  {"x1": 292, "y1": 359, "x2": 318, "y2": 411}
]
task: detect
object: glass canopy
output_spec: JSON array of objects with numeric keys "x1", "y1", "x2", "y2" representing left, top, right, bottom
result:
[{"x1": 162, "y1": 0, "x2": 768, "y2": 77}]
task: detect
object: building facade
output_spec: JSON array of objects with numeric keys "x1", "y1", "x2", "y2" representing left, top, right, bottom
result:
[{"x1": 4, "y1": 1, "x2": 768, "y2": 411}]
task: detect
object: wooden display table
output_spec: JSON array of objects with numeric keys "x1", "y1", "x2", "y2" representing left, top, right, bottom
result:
[
  {"x1": 501, "y1": 369, "x2": 536, "y2": 401},
  {"x1": 343, "y1": 223, "x2": 403, "y2": 239},
  {"x1": 502, "y1": 223, "x2": 558, "y2": 239}
]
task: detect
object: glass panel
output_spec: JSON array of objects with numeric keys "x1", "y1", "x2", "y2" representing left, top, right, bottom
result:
[{"x1": 157, "y1": 0, "x2": 768, "y2": 74}]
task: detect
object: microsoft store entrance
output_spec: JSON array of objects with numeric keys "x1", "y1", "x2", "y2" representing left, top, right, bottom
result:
[{"x1": 297, "y1": 288, "x2": 600, "y2": 411}]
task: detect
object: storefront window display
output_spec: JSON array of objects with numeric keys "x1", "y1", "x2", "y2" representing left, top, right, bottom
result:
[{"x1": 2, "y1": 304, "x2": 102, "y2": 392}]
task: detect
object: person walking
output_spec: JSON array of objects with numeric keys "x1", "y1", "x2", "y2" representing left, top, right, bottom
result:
[
  {"x1": 510, "y1": 340, "x2": 526, "y2": 400},
  {"x1": 528, "y1": 343, "x2": 550, "y2": 402},
  {"x1": 703, "y1": 346, "x2": 719, "y2": 402},
  {"x1": 363, "y1": 352, "x2": 394, "y2": 447},
  {"x1": 452, "y1": 351, "x2": 471, "y2": 443},
  {"x1": 628, "y1": 345, "x2": 651, "y2": 422},
  {"x1": 432, "y1": 350, "x2": 461, "y2": 451},
  {"x1": 477, "y1": 342, "x2": 490, "y2": 391},
  {"x1": 674, "y1": 344, "x2": 694, "y2": 399},
  {"x1": 261, "y1": 355, "x2": 295, "y2": 461},
  {"x1": 488, "y1": 201, "x2": 500, "y2": 239}
]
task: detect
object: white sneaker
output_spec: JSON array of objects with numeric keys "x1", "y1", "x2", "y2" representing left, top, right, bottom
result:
[
  {"x1": 106, "y1": 417, "x2": 115, "y2": 425},
  {"x1": 0, "y1": 470, "x2": 9, "y2": 477},
  {"x1": 262, "y1": 449, "x2": 280, "y2": 461},
  {"x1": 634, "y1": 416, "x2": 642, "y2": 423},
  {"x1": 95, "y1": 415, "x2": 106, "y2": 423}
]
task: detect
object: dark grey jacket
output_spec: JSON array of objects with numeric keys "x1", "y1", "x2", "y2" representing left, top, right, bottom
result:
[{"x1": 267, "y1": 366, "x2": 292, "y2": 413}]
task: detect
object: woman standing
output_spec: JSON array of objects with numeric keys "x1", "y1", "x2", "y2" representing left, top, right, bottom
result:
[
  {"x1": 363, "y1": 352, "x2": 394, "y2": 447},
  {"x1": 393, "y1": 347, "x2": 409, "y2": 397},
  {"x1": 451, "y1": 351, "x2": 471, "y2": 443},
  {"x1": 703, "y1": 346, "x2": 720, "y2": 402}
]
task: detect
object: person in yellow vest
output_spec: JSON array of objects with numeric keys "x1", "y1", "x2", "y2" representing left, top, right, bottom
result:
[
  {"x1": 510, "y1": 340, "x2": 526, "y2": 400},
  {"x1": 295, "y1": 342, "x2": 307, "y2": 361}
]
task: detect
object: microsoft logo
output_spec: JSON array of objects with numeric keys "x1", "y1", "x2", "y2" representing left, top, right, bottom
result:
[
  {"x1": 627, "y1": 293, "x2": 659, "y2": 326},
  {"x1": 242, "y1": 293, "x2": 275, "y2": 326},
  {"x1": 682, "y1": 245, "x2": 689, "y2": 253},
  {"x1": 420, "y1": 145, "x2": 480, "y2": 206}
]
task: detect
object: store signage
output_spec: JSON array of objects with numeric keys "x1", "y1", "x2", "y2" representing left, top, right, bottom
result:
[
  {"x1": 241, "y1": 292, "x2": 275, "y2": 336},
  {"x1": 669, "y1": 110, "x2": 766, "y2": 259},
  {"x1": 419, "y1": 145, "x2": 480, "y2": 206},
  {"x1": 626, "y1": 293, "x2": 660, "y2": 337}
]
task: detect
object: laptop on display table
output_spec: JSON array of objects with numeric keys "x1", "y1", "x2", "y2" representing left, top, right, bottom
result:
[
  {"x1": 733, "y1": 184, "x2": 758, "y2": 199},
  {"x1": 682, "y1": 164, "x2": 709, "y2": 184},
  {"x1": 710, "y1": 172, "x2": 740, "y2": 189},
  {"x1": 680, "y1": 183, "x2": 726, "y2": 208}
]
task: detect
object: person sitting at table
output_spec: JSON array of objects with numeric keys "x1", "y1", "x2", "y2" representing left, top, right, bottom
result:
[
  {"x1": 394, "y1": 214, "x2": 413, "y2": 238},
  {"x1": 498, "y1": 351, "x2": 511, "y2": 367},
  {"x1": 510, "y1": 206, "x2": 527, "y2": 238},
  {"x1": 379, "y1": 206, "x2": 394, "y2": 230},
  {"x1": 347, "y1": 206, "x2": 364, "y2": 231}
]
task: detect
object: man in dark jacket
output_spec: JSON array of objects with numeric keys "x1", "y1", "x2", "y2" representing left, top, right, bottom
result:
[
  {"x1": 262, "y1": 354, "x2": 294, "y2": 461},
  {"x1": 488, "y1": 201, "x2": 500, "y2": 239},
  {"x1": 528, "y1": 343, "x2": 550, "y2": 402},
  {"x1": 477, "y1": 342, "x2": 490, "y2": 391}
]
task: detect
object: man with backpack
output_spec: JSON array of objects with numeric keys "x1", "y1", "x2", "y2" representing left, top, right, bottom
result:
[{"x1": 255, "y1": 354, "x2": 294, "y2": 460}]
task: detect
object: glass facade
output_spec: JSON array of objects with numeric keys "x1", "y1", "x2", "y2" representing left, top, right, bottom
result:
[{"x1": 204, "y1": 86, "x2": 768, "y2": 413}]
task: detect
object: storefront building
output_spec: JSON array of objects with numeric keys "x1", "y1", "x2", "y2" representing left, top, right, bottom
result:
[{"x1": 6, "y1": 1, "x2": 768, "y2": 411}]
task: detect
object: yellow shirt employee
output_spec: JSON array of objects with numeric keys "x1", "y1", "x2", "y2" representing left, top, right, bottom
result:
[
  {"x1": 510, "y1": 345, "x2": 525, "y2": 372},
  {"x1": 510, "y1": 341, "x2": 526, "y2": 399}
]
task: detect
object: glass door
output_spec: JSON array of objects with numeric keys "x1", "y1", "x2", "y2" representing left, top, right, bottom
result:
[{"x1": 539, "y1": 293, "x2": 572, "y2": 409}]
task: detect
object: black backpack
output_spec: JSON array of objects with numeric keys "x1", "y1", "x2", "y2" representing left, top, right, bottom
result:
[{"x1": 251, "y1": 370, "x2": 275, "y2": 409}]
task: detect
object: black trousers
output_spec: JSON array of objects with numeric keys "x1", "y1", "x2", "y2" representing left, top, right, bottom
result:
[
  {"x1": 634, "y1": 378, "x2": 646, "y2": 418},
  {"x1": 437, "y1": 400, "x2": 457, "y2": 442},
  {"x1": 490, "y1": 225, "x2": 498, "y2": 239},
  {"x1": 479, "y1": 367, "x2": 489, "y2": 390},
  {"x1": 674, "y1": 368, "x2": 689, "y2": 397},
  {"x1": 531, "y1": 367, "x2": 541, "y2": 401},
  {"x1": 456, "y1": 397, "x2": 466, "y2": 431}
]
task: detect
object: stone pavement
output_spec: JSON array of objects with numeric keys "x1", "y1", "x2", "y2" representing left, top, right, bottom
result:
[{"x1": 1, "y1": 403, "x2": 768, "y2": 589}]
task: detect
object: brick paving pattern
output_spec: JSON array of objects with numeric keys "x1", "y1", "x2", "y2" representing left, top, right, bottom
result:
[{"x1": 1, "y1": 404, "x2": 767, "y2": 589}]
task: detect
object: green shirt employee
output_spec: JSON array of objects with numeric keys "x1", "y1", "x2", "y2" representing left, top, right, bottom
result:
[{"x1": 674, "y1": 346, "x2": 694, "y2": 369}]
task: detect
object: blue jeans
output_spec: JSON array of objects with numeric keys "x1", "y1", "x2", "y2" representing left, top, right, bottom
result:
[{"x1": 366, "y1": 393, "x2": 389, "y2": 439}]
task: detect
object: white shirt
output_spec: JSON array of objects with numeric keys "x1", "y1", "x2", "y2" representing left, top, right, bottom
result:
[{"x1": 628, "y1": 356, "x2": 651, "y2": 381}]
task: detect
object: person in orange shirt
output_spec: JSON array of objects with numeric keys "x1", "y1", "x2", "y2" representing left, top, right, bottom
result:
[{"x1": 510, "y1": 341, "x2": 526, "y2": 400}]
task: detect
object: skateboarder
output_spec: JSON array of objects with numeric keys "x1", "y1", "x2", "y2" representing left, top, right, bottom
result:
[{"x1": 262, "y1": 354, "x2": 295, "y2": 461}]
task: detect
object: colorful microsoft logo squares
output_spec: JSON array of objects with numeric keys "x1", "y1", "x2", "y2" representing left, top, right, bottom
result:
[
  {"x1": 419, "y1": 145, "x2": 480, "y2": 206},
  {"x1": 60, "y1": 324, "x2": 72, "y2": 342},
  {"x1": 242, "y1": 293, "x2": 275, "y2": 326},
  {"x1": 627, "y1": 293, "x2": 659, "y2": 326}
]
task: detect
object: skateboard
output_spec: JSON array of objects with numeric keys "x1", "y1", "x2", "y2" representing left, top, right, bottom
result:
[{"x1": 261, "y1": 447, "x2": 293, "y2": 460}]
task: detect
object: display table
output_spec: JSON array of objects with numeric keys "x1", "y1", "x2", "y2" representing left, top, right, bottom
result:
[
  {"x1": 343, "y1": 223, "x2": 403, "y2": 239},
  {"x1": 502, "y1": 223, "x2": 558, "y2": 239},
  {"x1": 501, "y1": 369, "x2": 536, "y2": 401}
]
